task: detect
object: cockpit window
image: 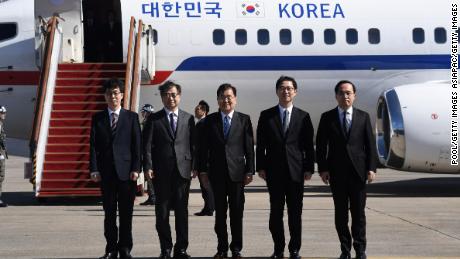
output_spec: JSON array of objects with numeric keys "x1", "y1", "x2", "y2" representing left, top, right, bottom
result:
[{"x1": 0, "y1": 23, "x2": 17, "y2": 42}]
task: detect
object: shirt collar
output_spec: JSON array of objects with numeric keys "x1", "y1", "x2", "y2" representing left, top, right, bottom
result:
[
  {"x1": 220, "y1": 110, "x2": 235, "y2": 120},
  {"x1": 338, "y1": 106, "x2": 353, "y2": 116},
  {"x1": 107, "y1": 107, "x2": 121, "y2": 116},
  {"x1": 278, "y1": 104, "x2": 293, "y2": 115},
  {"x1": 164, "y1": 107, "x2": 179, "y2": 117}
]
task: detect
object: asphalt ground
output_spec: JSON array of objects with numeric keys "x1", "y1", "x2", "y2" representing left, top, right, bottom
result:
[{"x1": 0, "y1": 139, "x2": 459, "y2": 259}]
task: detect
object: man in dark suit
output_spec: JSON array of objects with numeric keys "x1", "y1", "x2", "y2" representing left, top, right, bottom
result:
[
  {"x1": 143, "y1": 81, "x2": 195, "y2": 259},
  {"x1": 193, "y1": 100, "x2": 215, "y2": 216},
  {"x1": 316, "y1": 80, "x2": 377, "y2": 259},
  {"x1": 90, "y1": 78, "x2": 142, "y2": 259},
  {"x1": 198, "y1": 84, "x2": 255, "y2": 259},
  {"x1": 256, "y1": 76, "x2": 315, "y2": 259}
]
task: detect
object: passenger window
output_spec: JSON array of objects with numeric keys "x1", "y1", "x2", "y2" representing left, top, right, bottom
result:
[
  {"x1": 152, "y1": 29, "x2": 158, "y2": 44},
  {"x1": 213, "y1": 29, "x2": 225, "y2": 45},
  {"x1": 235, "y1": 29, "x2": 247, "y2": 45},
  {"x1": 324, "y1": 29, "x2": 336, "y2": 45},
  {"x1": 368, "y1": 28, "x2": 380, "y2": 44},
  {"x1": 434, "y1": 27, "x2": 446, "y2": 44},
  {"x1": 258, "y1": 29, "x2": 270, "y2": 45},
  {"x1": 279, "y1": 29, "x2": 291, "y2": 45},
  {"x1": 302, "y1": 29, "x2": 314, "y2": 45},
  {"x1": 0, "y1": 23, "x2": 17, "y2": 42},
  {"x1": 346, "y1": 28, "x2": 358, "y2": 44},
  {"x1": 412, "y1": 28, "x2": 425, "y2": 44}
]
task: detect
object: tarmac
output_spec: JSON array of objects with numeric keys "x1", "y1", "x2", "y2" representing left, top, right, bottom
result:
[{"x1": 0, "y1": 139, "x2": 459, "y2": 259}]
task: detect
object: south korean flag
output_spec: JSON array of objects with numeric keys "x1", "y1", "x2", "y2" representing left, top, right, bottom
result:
[{"x1": 238, "y1": 2, "x2": 264, "y2": 17}]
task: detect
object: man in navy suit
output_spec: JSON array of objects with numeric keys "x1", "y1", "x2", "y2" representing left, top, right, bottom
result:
[
  {"x1": 143, "y1": 81, "x2": 195, "y2": 259},
  {"x1": 316, "y1": 80, "x2": 377, "y2": 259},
  {"x1": 256, "y1": 76, "x2": 315, "y2": 259},
  {"x1": 90, "y1": 78, "x2": 142, "y2": 259},
  {"x1": 197, "y1": 83, "x2": 255, "y2": 259}
]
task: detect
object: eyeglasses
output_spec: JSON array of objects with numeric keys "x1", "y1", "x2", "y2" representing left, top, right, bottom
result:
[
  {"x1": 219, "y1": 95, "x2": 234, "y2": 101},
  {"x1": 278, "y1": 87, "x2": 295, "y2": 92},
  {"x1": 337, "y1": 91, "x2": 354, "y2": 97},
  {"x1": 161, "y1": 92, "x2": 179, "y2": 98},
  {"x1": 105, "y1": 91, "x2": 122, "y2": 96}
]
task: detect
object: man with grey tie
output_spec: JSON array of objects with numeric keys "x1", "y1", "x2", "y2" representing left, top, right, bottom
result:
[
  {"x1": 256, "y1": 76, "x2": 315, "y2": 259},
  {"x1": 316, "y1": 80, "x2": 377, "y2": 259},
  {"x1": 143, "y1": 81, "x2": 195, "y2": 259}
]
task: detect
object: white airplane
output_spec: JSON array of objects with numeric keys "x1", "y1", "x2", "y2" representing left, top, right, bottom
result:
[{"x1": 0, "y1": 0, "x2": 457, "y2": 175}]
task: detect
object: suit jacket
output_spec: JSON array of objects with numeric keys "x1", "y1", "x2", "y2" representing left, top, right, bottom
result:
[
  {"x1": 89, "y1": 108, "x2": 142, "y2": 181},
  {"x1": 256, "y1": 106, "x2": 315, "y2": 183},
  {"x1": 143, "y1": 109, "x2": 195, "y2": 180},
  {"x1": 198, "y1": 111, "x2": 255, "y2": 182},
  {"x1": 316, "y1": 107, "x2": 377, "y2": 182}
]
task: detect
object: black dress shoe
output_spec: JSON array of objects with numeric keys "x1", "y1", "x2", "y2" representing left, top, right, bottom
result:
[
  {"x1": 213, "y1": 251, "x2": 228, "y2": 259},
  {"x1": 270, "y1": 252, "x2": 284, "y2": 259},
  {"x1": 174, "y1": 249, "x2": 191, "y2": 259},
  {"x1": 99, "y1": 252, "x2": 117, "y2": 259},
  {"x1": 288, "y1": 251, "x2": 300, "y2": 259},
  {"x1": 194, "y1": 210, "x2": 213, "y2": 216},
  {"x1": 231, "y1": 251, "x2": 242, "y2": 259},
  {"x1": 356, "y1": 252, "x2": 367, "y2": 259},
  {"x1": 119, "y1": 250, "x2": 133, "y2": 259},
  {"x1": 339, "y1": 252, "x2": 351, "y2": 259},
  {"x1": 0, "y1": 201, "x2": 7, "y2": 207},
  {"x1": 159, "y1": 249, "x2": 172, "y2": 259}
]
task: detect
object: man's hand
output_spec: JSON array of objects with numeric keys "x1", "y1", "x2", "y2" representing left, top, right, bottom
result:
[
  {"x1": 367, "y1": 171, "x2": 376, "y2": 183},
  {"x1": 244, "y1": 174, "x2": 253, "y2": 186},
  {"x1": 304, "y1": 172, "x2": 312, "y2": 181},
  {"x1": 192, "y1": 170, "x2": 198, "y2": 179},
  {"x1": 200, "y1": 173, "x2": 209, "y2": 188},
  {"x1": 90, "y1": 172, "x2": 101, "y2": 183},
  {"x1": 258, "y1": 170, "x2": 266, "y2": 180},
  {"x1": 319, "y1": 171, "x2": 330, "y2": 185},
  {"x1": 130, "y1": 171, "x2": 139, "y2": 181},
  {"x1": 144, "y1": 169, "x2": 154, "y2": 180}
]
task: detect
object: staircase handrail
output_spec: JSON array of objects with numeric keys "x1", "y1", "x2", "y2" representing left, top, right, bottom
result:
[
  {"x1": 129, "y1": 19, "x2": 143, "y2": 111},
  {"x1": 123, "y1": 17, "x2": 136, "y2": 110}
]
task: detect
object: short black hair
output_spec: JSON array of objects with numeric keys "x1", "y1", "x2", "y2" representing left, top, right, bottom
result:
[
  {"x1": 198, "y1": 100, "x2": 209, "y2": 114},
  {"x1": 217, "y1": 83, "x2": 237, "y2": 98},
  {"x1": 103, "y1": 78, "x2": 124, "y2": 93},
  {"x1": 276, "y1": 76, "x2": 297, "y2": 90},
  {"x1": 159, "y1": 80, "x2": 181, "y2": 95},
  {"x1": 334, "y1": 80, "x2": 356, "y2": 94}
]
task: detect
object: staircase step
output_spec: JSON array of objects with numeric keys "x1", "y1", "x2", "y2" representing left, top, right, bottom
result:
[
  {"x1": 48, "y1": 136, "x2": 90, "y2": 144},
  {"x1": 57, "y1": 71, "x2": 125, "y2": 79},
  {"x1": 53, "y1": 95, "x2": 105, "y2": 102},
  {"x1": 51, "y1": 111, "x2": 99, "y2": 119},
  {"x1": 45, "y1": 153, "x2": 90, "y2": 162},
  {"x1": 43, "y1": 162, "x2": 89, "y2": 171},
  {"x1": 42, "y1": 171, "x2": 90, "y2": 180},
  {"x1": 50, "y1": 119, "x2": 92, "y2": 127},
  {"x1": 37, "y1": 190, "x2": 101, "y2": 197},
  {"x1": 40, "y1": 179, "x2": 99, "y2": 189},
  {"x1": 48, "y1": 127, "x2": 91, "y2": 136},
  {"x1": 46, "y1": 144, "x2": 90, "y2": 153},
  {"x1": 58, "y1": 63, "x2": 126, "y2": 70},
  {"x1": 52, "y1": 103, "x2": 106, "y2": 111},
  {"x1": 55, "y1": 86, "x2": 103, "y2": 94},
  {"x1": 56, "y1": 79, "x2": 107, "y2": 86}
]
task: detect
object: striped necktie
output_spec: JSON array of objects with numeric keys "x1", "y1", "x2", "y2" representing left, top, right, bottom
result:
[
  {"x1": 111, "y1": 113, "x2": 118, "y2": 136},
  {"x1": 169, "y1": 112, "x2": 176, "y2": 135},
  {"x1": 342, "y1": 111, "x2": 350, "y2": 137},
  {"x1": 223, "y1": 115, "x2": 230, "y2": 139}
]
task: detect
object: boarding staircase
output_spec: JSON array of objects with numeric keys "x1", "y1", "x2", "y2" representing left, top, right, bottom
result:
[{"x1": 28, "y1": 16, "x2": 156, "y2": 198}]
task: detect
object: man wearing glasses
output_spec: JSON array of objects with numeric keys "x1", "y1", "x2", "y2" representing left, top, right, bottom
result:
[
  {"x1": 197, "y1": 83, "x2": 255, "y2": 259},
  {"x1": 90, "y1": 78, "x2": 142, "y2": 259},
  {"x1": 143, "y1": 80, "x2": 195, "y2": 259},
  {"x1": 256, "y1": 76, "x2": 315, "y2": 259},
  {"x1": 316, "y1": 80, "x2": 377, "y2": 259}
]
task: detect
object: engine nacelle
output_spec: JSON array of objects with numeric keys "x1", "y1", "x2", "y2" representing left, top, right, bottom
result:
[{"x1": 376, "y1": 82, "x2": 459, "y2": 173}]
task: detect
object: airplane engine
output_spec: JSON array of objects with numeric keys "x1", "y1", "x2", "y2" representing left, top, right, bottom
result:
[{"x1": 376, "y1": 82, "x2": 459, "y2": 173}]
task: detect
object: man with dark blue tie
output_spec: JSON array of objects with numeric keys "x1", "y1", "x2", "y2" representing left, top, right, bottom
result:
[
  {"x1": 143, "y1": 81, "x2": 195, "y2": 259},
  {"x1": 197, "y1": 83, "x2": 255, "y2": 259},
  {"x1": 90, "y1": 78, "x2": 142, "y2": 259},
  {"x1": 316, "y1": 80, "x2": 377, "y2": 259}
]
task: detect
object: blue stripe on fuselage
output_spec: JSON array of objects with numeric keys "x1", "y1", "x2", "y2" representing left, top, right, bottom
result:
[{"x1": 175, "y1": 54, "x2": 449, "y2": 71}]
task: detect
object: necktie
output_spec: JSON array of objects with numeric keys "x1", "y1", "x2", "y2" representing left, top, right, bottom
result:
[
  {"x1": 342, "y1": 111, "x2": 350, "y2": 137},
  {"x1": 169, "y1": 112, "x2": 176, "y2": 135},
  {"x1": 223, "y1": 115, "x2": 230, "y2": 139},
  {"x1": 282, "y1": 109, "x2": 290, "y2": 134},
  {"x1": 111, "y1": 113, "x2": 118, "y2": 136}
]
